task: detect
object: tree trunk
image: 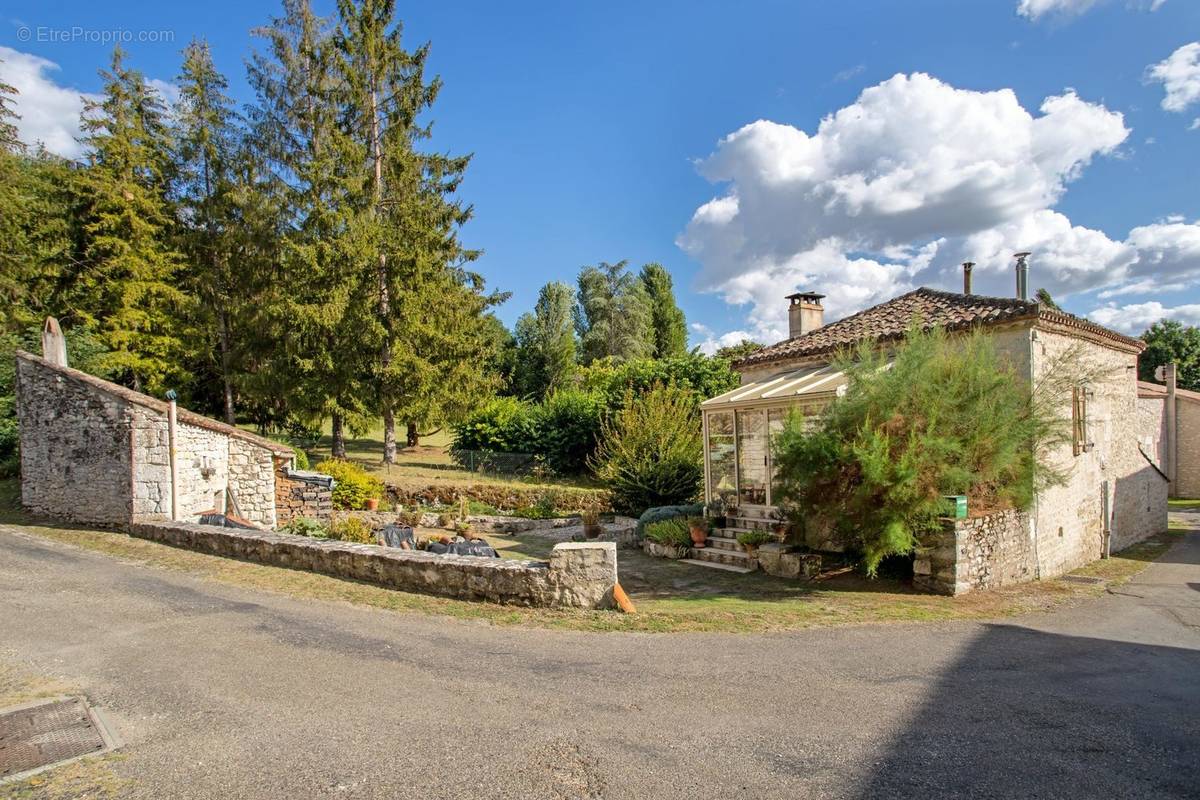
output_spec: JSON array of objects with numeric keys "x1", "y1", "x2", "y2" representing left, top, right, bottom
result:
[
  {"x1": 371, "y1": 81, "x2": 397, "y2": 465},
  {"x1": 219, "y1": 309, "x2": 235, "y2": 424},
  {"x1": 406, "y1": 421, "x2": 419, "y2": 449},
  {"x1": 331, "y1": 413, "x2": 347, "y2": 459},
  {"x1": 383, "y1": 405, "x2": 396, "y2": 460}
]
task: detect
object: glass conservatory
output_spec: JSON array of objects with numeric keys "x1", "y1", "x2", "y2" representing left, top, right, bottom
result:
[{"x1": 700, "y1": 363, "x2": 849, "y2": 510}]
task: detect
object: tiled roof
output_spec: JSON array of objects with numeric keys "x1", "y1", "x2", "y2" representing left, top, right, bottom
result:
[
  {"x1": 1138, "y1": 380, "x2": 1200, "y2": 402},
  {"x1": 16, "y1": 350, "x2": 295, "y2": 458},
  {"x1": 734, "y1": 287, "x2": 1144, "y2": 369}
]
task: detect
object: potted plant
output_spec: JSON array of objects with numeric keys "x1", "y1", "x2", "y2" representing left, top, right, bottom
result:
[
  {"x1": 687, "y1": 516, "x2": 709, "y2": 548},
  {"x1": 581, "y1": 504, "x2": 602, "y2": 539},
  {"x1": 643, "y1": 518, "x2": 691, "y2": 559},
  {"x1": 736, "y1": 529, "x2": 772, "y2": 556},
  {"x1": 365, "y1": 497, "x2": 380, "y2": 511}
]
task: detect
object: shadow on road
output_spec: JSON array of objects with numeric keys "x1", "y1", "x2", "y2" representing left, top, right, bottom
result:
[{"x1": 857, "y1": 623, "x2": 1200, "y2": 799}]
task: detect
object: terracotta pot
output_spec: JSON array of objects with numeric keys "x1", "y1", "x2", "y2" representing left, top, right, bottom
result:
[
  {"x1": 365, "y1": 498, "x2": 379, "y2": 511},
  {"x1": 584, "y1": 522, "x2": 602, "y2": 539},
  {"x1": 689, "y1": 523, "x2": 708, "y2": 548}
]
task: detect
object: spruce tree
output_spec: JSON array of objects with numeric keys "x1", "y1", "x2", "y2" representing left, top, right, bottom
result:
[
  {"x1": 514, "y1": 281, "x2": 577, "y2": 399},
  {"x1": 335, "y1": 0, "x2": 495, "y2": 457},
  {"x1": 576, "y1": 260, "x2": 653, "y2": 364},
  {"x1": 639, "y1": 262, "x2": 687, "y2": 358},
  {"x1": 71, "y1": 47, "x2": 188, "y2": 393},
  {"x1": 248, "y1": 0, "x2": 374, "y2": 456}
]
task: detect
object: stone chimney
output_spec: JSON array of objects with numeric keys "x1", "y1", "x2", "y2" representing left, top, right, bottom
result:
[
  {"x1": 786, "y1": 292, "x2": 825, "y2": 338},
  {"x1": 962, "y1": 262, "x2": 974, "y2": 295},
  {"x1": 1014, "y1": 252, "x2": 1031, "y2": 301}
]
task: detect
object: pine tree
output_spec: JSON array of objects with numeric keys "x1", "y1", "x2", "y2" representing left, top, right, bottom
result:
[
  {"x1": 0, "y1": 63, "x2": 21, "y2": 152},
  {"x1": 248, "y1": 0, "x2": 374, "y2": 456},
  {"x1": 639, "y1": 262, "x2": 687, "y2": 358},
  {"x1": 514, "y1": 281, "x2": 576, "y2": 399},
  {"x1": 173, "y1": 39, "x2": 248, "y2": 422},
  {"x1": 70, "y1": 47, "x2": 188, "y2": 393},
  {"x1": 576, "y1": 260, "x2": 653, "y2": 364},
  {"x1": 335, "y1": 0, "x2": 495, "y2": 457}
]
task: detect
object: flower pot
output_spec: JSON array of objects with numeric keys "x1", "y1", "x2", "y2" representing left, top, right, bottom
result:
[
  {"x1": 365, "y1": 498, "x2": 379, "y2": 511},
  {"x1": 743, "y1": 544, "x2": 758, "y2": 556},
  {"x1": 583, "y1": 522, "x2": 602, "y2": 539},
  {"x1": 689, "y1": 524, "x2": 708, "y2": 548}
]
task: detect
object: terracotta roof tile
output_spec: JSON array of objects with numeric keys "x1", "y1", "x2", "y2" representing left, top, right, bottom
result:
[{"x1": 735, "y1": 287, "x2": 1144, "y2": 369}]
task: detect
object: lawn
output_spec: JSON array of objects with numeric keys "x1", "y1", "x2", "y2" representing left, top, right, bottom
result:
[
  {"x1": 0, "y1": 480, "x2": 1182, "y2": 634},
  {"x1": 278, "y1": 421, "x2": 600, "y2": 494}
]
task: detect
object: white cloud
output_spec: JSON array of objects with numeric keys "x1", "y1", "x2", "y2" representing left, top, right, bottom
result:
[
  {"x1": 1018, "y1": 0, "x2": 1166, "y2": 20},
  {"x1": 0, "y1": 46, "x2": 97, "y2": 158},
  {"x1": 1089, "y1": 301, "x2": 1200, "y2": 334},
  {"x1": 678, "y1": 72, "x2": 1137, "y2": 341},
  {"x1": 1017, "y1": 0, "x2": 1100, "y2": 20},
  {"x1": 691, "y1": 322, "x2": 760, "y2": 356},
  {"x1": 1147, "y1": 42, "x2": 1200, "y2": 113}
]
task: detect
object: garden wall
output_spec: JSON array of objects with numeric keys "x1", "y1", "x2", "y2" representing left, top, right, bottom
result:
[
  {"x1": 274, "y1": 466, "x2": 334, "y2": 526},
  {"x1": 385, "y1": 483, "x2": 610, "y2": 513},
  {"x1": 914, "y1": 510, "x2": 1034, "y2": 596},
  {"x1": 127, "y1": 519, "x2": 618, "y2": 609}
]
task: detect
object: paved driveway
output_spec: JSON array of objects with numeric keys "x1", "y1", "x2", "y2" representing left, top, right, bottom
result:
[{"x1": 1, "y1": 522, "x2": 1197, "y2": 799}]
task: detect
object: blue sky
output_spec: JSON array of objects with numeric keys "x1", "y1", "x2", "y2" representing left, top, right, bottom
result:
[{"x1": 3, "y1": 0, "x2": 1199, "y2": 348}]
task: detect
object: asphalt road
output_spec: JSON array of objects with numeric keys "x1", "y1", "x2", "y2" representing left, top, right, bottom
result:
[{"x1": 1, "y1": 522, "x2": 1198, "y2": 800}]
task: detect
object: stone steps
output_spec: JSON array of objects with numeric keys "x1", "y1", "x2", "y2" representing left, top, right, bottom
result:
[
  {"x1": 679, "y1": 558, "x2": 756, "y2": 574},
  {"x1": 703, "y1": 535, "x2": 742, "y2": 551},
  {"x1": 691, "y1": 544, "x2": 757, "y2": 570}
]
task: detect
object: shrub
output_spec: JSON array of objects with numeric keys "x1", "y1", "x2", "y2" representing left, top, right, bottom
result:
[
  {"x1": 580, "y1": 353, "x2": 739, "y2": 413},
  {"x1": 772, "y1": 325, "x2": 1068, "y2": 576},
  {"x1": 328, "y1": 516, "x2": 375, "y2": 544},
  {"x1": 315, "y1": 459, "x2": 384, "y2": 510},
  {"x1": 634, "y1": 504, "x2": 704, "y2": 539},
  {"x1": 590, "y1": 385, "x2": 703, "y2": 516},
  {"x1": 514, "y1": 489, "x2": 565, "y2": 519},
  {"x1": 450, "y1": 397, "x2": 538, "y2": 457},
  {"x1": 282, "y1": 517, "x2": 328, "y2": 538},
  {"x1": 643, "y1": 517, "x2": 690, "y2": 547},
  {"x1": 736, "y1": 530, "x2": 772, "y2": 549},
  {"x1": 530, "y1": 389, "x2": 605, "y2": 474},
  {"x1": 396, "y1": 510, "x2": 423, "y2": 527},
  {"x1": 292, "y1": 447, "x2": 310, "y2": 470}
]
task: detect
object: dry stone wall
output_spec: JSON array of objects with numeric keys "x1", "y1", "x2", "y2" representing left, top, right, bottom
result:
[
  {"x1": 229, "y1": 439, "x2": 277, "y2": 528},
  {"x1": 130, "y1": 407, "x2": 171, "y2": 518},
  {"x1": 128, "y1": 519, "x2": 618, "y2": 608},
  {"x1": 274, "y1": 466, "x2": 333, "y2": 526},
  {"x1": 914, "y1": 510, "x2": 1034, "y2": 595},
  {"x1": 16, "y1": 356, "x2": 134, "y2": 525}
]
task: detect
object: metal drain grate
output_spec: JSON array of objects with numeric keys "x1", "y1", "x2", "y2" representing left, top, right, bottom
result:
[{"x1": 0, "y1": 697, "x2": 109, "y2": 779}]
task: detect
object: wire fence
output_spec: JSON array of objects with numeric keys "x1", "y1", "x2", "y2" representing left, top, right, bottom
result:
[{"x1": 450, "y1": 449, "x2": 541, "y2": 477}]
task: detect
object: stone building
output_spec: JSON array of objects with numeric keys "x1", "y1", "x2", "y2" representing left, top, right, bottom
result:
[
  {"x1": 1136, "y1": 372, "x2": 1200, "y2": 499},
  {"x1": 699, "y1": 262, "x2": 1168, "y2": 593},
  {"x1": 15, "y1": 347, "x2": 330, "y2": 530}
]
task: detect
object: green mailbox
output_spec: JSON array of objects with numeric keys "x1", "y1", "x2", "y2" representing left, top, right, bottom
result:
[{"x1": 943, "y1": 495, "x2": 968, "y2": 519}]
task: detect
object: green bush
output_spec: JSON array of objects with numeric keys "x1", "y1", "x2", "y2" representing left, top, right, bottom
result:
[
  {"x1": 579, "y1": 353, "x2": 739, "y2": 413},
  {"x1": 450, "y1": 397, "x2": 538, "y2": 457},
  {"x1": 514, "y1": 489, "x2": 565, "y2": 519},
  {"x1": 635, "y1": 504, "x2": 703, "y2": 539},
  {"x1": 328, "y1": 516, "x2": 375, "y2": 544},
  {"x1": 736, "y1": 530, "x2": 772, "y2": 549},
  {"x1": 643, "y1": 517, "x2": 690, "y2": 547},
  {"x1": 282, "y1": 517, "x2": 328, "y2": 538},
  {"x1": 590, "y1": 385, "x2": 703, "y2": 516},
  {"x1": 292, "y1": 447, "x2": 310, "y2": 470},
  {"x1": 531, "y1": 389, "x2": 605, "y2": 474},
  {"x1": 315, "y1": 459, "x2": 385, "y2": 510},
  {"x1": 772, "y1": 325, "x2": 1067, "y2": 576}
]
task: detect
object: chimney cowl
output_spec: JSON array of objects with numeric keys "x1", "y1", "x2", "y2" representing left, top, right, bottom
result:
[
  {"x1": 787, "y1": 292, "x2": 825, "y2": 338},
  {"x1": 1013, "y1": 251, "x2": 1031, "y2": 301}
]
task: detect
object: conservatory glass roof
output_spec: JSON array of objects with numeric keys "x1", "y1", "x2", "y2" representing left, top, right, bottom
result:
[{"x1": 700, "y1": 363, "x2": 850, "y2": 411}]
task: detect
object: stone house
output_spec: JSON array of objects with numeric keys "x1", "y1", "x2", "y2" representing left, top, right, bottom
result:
[
  {"x1": 1136, "y1": 370, "x2": 1200, "y2": 498},
  {"x1": 699, "y1": 263, "x2": 1168, "y2": 593},
  {"x1": 15, "y1": 346, "x2": 331, "y2": 530}
]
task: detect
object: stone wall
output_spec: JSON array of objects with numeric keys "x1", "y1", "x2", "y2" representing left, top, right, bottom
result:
[
  {"x1": 229, "y1": 439, "x2": 277, "y2": 528},
  {"x1": 914, "y1": 510, "x2": 1034, "y2": 595},
  {"x1": 173, "y1": 418, "x2": 229, "y2": 519},
  {"x1": 130, "y1": 406, "x2": 171, "y2": 518},
  {"x1": 15, "y1": 355, "x2": 134, "y2": 525},
  {"x1": 274, "y1": 465, "x2": 333, "y2": 526},
  {"x1": 1028, "y1": 329, "x2": 1167, "y2": 575},
  {"x1": 1176, "y1": 398, "x2": 1200, "y2": 499},
  {"x1": 127, "y1": 519, "x2": 618, "y2": 609}
]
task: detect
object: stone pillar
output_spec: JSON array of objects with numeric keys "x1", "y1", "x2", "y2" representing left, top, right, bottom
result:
[{"x1": 548, "y1": 542, "x2": 618, "y2": 609}]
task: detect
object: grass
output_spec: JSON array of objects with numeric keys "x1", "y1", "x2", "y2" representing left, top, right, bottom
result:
[
  {"x1": 272, "y1": 420, "x2": 600, "y2": 494},
  {"x1": 0, "y1": 479, "x2": 1182, "y2": 634}
]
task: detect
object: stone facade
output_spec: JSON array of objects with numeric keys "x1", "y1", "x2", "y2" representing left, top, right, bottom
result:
[
  {"x1": 127, "y1": 519, "x2": 618, "y2": 609},
  {"x1": 1136, "y1": 383, "x2": 1200, "y2": 499},
  {"x1": 15, "y1": 351, "x2": 297, "y2": 529},
  {"x1": 914, "y1": 510, "x2": 1034, "y2": 595}
]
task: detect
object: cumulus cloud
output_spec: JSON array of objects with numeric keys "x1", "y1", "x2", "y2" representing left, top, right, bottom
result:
[
  {"x1": 1147, "y1": 42, "x2": 1200, "y2": 113},
  {"x1": 1089, "y1": 301, "x2": 1200, "y2": 334},
  {"x1": 1017, "y1": 0, "x2": 1100, "y2": 20},
  {"x1": 678, "y1": 72, "x2": 1137, "y2": 341},
  {"x1": 0, "y1": 46, "x2": 97, "y2": 158}
]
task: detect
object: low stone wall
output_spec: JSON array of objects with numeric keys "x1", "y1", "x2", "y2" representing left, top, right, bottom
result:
[
  {"x1": 127, "y1": 519, "x2": 618, "y2": 609},
  {"x1": 385, "y1": 483, "x2": 610, "y2": 513},
  {"x1": 914, "y1": 509, "x2": 1034, "y2": 596}
]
